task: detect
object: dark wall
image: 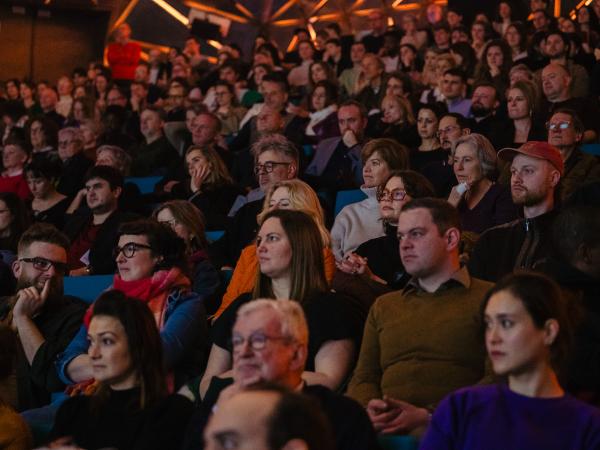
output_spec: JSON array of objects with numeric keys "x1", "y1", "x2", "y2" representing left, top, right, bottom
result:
[{"x1": 0, "y1": 5, "x2": 109, "y2": 84}]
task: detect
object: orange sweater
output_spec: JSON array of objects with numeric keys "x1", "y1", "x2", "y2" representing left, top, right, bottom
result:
[{"x1": 212, "y1": 245, "x2": 336, "y2": 320}]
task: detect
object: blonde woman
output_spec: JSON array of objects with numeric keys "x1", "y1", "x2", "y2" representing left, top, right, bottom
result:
[{"x1": 212, "y1": 179, "x2": 335, "y2": 320}]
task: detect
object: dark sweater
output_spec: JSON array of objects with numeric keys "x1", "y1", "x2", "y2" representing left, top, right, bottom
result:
[
  {"x1": 456, "y1": 183, "x2": 519, "y2": 234},
  {"x1": 51, "y1": 388, "x2": 194, "y2": 450}
]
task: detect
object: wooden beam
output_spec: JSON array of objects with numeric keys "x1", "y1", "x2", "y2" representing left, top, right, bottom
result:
[{"x1": 184, "y1": 1, "x2": 250, "y2": 23}]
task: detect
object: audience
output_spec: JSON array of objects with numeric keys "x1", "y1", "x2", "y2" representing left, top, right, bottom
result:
[{"x1": 2, "y1": 4, "x2": 600, "y2": 445}]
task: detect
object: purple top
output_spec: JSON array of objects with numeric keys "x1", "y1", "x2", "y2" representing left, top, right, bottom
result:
[
  {"x1": 457, "y1": 183, "x2": 519, "y2": 234},
  {"x1": 420, "y1": 384, "x2": 600, "y2": 450}
]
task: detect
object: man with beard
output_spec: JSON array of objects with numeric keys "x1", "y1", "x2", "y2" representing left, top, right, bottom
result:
[
  {"x1": 469, "y1": 141, "x2": 563, "y2": 282},
  {"x1": 0, "y1": 224, "x2": 86, "y2": 410},
  {"x1": 64, "y1": 165, "x2": 139, "y2": 275},
  {"x1": 469, "y1": 83, "x2": 509, "y2": 149}
]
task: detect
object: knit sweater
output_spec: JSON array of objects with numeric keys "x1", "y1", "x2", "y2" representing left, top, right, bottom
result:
[
  {"x1": 330, "y1": 186, "x2": 385, "y2": 260},
  {"x1": 348, "y1": 268, "x2": 493, "y2": 408}
]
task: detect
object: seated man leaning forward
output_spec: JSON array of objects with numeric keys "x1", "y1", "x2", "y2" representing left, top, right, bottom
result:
[{"x1": 347, "y1": 198, "x2": 493, "y2": 435}]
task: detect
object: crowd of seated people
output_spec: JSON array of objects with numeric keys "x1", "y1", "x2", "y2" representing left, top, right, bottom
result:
[{"x1": 1, "y1": 0, "x2": 600, "y2": 448}]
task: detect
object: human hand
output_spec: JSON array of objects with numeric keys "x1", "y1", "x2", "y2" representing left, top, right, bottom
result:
[
  {"x1": 13, "y1": 279, "x2": 50, "y2": 319},
  {"x1": 162, "y1": 180, "x2": 180, "y2": 193},
  {"x1": 377, "y1": 396, "x2": 430, "y2": 434},
  {"x1": 190, "y1": 165, "x2": 210, "y2": 192},
  {"x1": 336, "y1": 252, "x2": 368, "y2": 276},
  {"x1": 342, "y1": 129, "x2": 358, "y2": 147},
  {"x1": 447, "y1": 181, "x2": 469, "y2": 206},
  {"x1": 367, "y1": 398, "x2": 399, "y2": 432}
]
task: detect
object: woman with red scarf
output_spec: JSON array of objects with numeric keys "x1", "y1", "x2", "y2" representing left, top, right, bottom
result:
[{"x1": 57, "y1": 219, "x2": 207, "y2": 391}]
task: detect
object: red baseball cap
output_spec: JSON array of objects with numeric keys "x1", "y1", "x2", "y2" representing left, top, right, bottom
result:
[{"x1": 498, "y1": 141, "x2": 564, "y2": 176}]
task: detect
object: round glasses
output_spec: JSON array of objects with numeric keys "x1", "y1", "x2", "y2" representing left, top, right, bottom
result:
[{"x1": 113, "y1": 242, "x2": 153, "y2": 259}]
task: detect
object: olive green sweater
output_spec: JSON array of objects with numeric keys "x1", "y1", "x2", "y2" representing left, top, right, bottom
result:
[{"x1": 348, "y1": 270, "x2": 493, "y2": 408}]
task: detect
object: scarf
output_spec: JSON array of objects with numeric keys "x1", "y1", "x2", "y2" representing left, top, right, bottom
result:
[{"x1": 305, "y1": 104, "x2": 338, "y2": 136}]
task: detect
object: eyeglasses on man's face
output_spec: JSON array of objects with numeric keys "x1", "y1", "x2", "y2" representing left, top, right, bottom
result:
[
  {"x1": 546, "y1": 120, "x2": 571, "y2": 131},
  {"x1": 231, "y1": 332, "x2": 292, "y2": 352},
  {"x1": 19, "y1": 257, "x2": 68, "y2": 275},
  {"x1": 254, "y1": 161, "x2": 291, "y2": 175},
  {"x1": 112, "y1": 242, "x2": 153, "y2": 259}
]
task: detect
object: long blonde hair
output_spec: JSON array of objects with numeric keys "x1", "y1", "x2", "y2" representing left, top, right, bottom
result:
[{"x1": 257, "y1": 179, "x2": 330, "y2": 247}]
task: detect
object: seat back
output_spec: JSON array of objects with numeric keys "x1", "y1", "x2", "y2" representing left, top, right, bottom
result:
[
  {"x1": 334, "y1": 189, "x2": 367, "y2": 216},
  {"x1": 125, "y1": 176, "x2": 164, "y2": 194},
  {"x1": 63, "y1": 274, "x2": 114, "y2": 303}
]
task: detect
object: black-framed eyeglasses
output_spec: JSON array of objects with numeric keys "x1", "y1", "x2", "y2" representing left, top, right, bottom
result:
[
  {"x1": 113, "y1": 242, "x2": 153, "y2": 259},
  {"x1": 546, "y1": 121, "x2": 571, "y2": 131},
  {"x1": 254, "y1": 161, "x2": 291, "y2": 175},
  {"x1": 19, "y1": 257, "x2": 68, "y2": 274},
  {"x1": 231, "y1": 332, "x2": 292, "y2": 352},
  {"x1": 377, "y1": 189, "x2": 408, "y2": 202}
]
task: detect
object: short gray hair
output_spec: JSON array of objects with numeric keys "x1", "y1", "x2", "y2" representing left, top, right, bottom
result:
[
  {"x1": 96, "y1": 145, "x2": 132, "y2": 175},
  {"x1": 58, "y1": 127, "x2": 83, "y2": 145},
  {"x1": 451, "y1": 133, "x2": 497, "y2": 179},
  {"x1": 250, "y1": 133, "x2": 299, "y2": 167},
  {"x1": 236, "y1": 299, "x2": 308, "y2": 346}
]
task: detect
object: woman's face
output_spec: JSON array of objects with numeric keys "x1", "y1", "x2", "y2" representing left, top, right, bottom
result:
[
  {"x1": 268, "y1": 186, "x2": 292, "y2": 210},
  {"x1": 311, "y1": 64, "x2": 327, "y2": 84},
  {"x1": 504, "y1": 26, "x2": 521, "y2": 48},
  {"x1": 453, "y1": 143, "x2": 483, "y2": 184},
  {"x1": 186, "y1": 149, "x2": 211, "y2": 179},
  {"x1": 95, "y1": 76, "x2": 108, "y2": 93},
  {"x1": 185, "y1": 110, "x2": 197, "y2": 132},
  {"x1": 30, "y1": 121, "x2": 46, "y2": 149},
  {"x1": 215, "y1": 85, "x2": 233, "y2": 107},
  {"x1": 381, "y1": 98, "x2": 404, "y2": 124},
  {"x1": 378, "y1": 176, "x2": 410, "y2": 223},
  {"x1": 20, "y1": 84, "x2": 33, "y2": 100},
  {"x1": 402, "y1": 17, "x2": 416, "y2": 32},
  {"x1": 507, "y1": 88, "x2": 529, "y2": 120},
  {"x1": 0, "y1": 200, "x2": 12, "y2": 235},
  {"x1": 88, "y1": 315, "x2": 136, "y2": 390},
  {"x1": 2, "y1": 145, "x2": 28, "y2": 171},
  {"x1": 435, "y1": 59, "x2": 452, "y2": 78},
  {"x1": 424, "y1": 51, "x2": 437, "y2": 69},
  {"x1": 417, "y1": 108, "x2": 439, "y2": 139},
  {"x1": 156, "y1": 208, "x2": 191, "y2": 243},
  {"x1": 73, "y1": 102, "x2": 86, "y2": 121},
  {"x1": 560, "y1": 19, "x2": 576, "y2": 33},
  {"x1": 362, "y1": 151, "x2": 391, "y2": 188},
  {"x1": 115, "y1": 234, "x2": 161, "y2": 281},
  {"x1": 499, "y1": 2, "x2": 511, "y2": 19},
  {"x1": 73, "y1": 86, "x2": 87, "y2": 99},
  {"x1": 26, "y1": 174, "x2": 53, "y2": 199},
  {"x1": 472, "y1": 24, "x2": 485, "y2": 42},
  {"x1": 256, "y1": 217, "x2": 293, "y2": 280},
  {"x1": 486, "y1": 45, "x2": 504, "y2": 68},
  {"x1": 253, "y1": 65, "x2": 268, "y2": 85},
  {"x1": 484, "y1": 289, "x2": 551, "y2": 377},
  {"x1": 311, "y1": 86, "x2": 327, "y2": 111},
  {"x1": 6, "y1": 82, "x2": 19, "y2": 100}
]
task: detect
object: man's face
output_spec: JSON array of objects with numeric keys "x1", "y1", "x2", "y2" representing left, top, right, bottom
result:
[
  {"x1": 541, "y1": 65, "x2": 570, "y2": 101},
  {"x1": 547, "y1": 112, "x2": 581, "y2": 151},
  {"x1": 107, "y1": 88, "x2": 127, "y2": 107},
  {"x1": 232, "y1": 309, "x2": 300, "y2": 386},
  {"x1": 471, "y1": 86, "x2": 498, "y2": 117},
  {"x1": 140, "y1": 110, "x2": 163, "y2": 140},
  {"x1": 85, "y1": 177, "x2": 119, "y2": 214},
  {"x1": 361, "y1": 56, "x2": 382, "y2": 81},
  {"x1": 397, "y1": 208, "x2": 452, "y2": 280},
  {"x1": 442, "y1": 74, "x2": 464, "y2": 100},
  {"x1": 438, "y1": 116, "x2": 463, "y2": 150},
  {"x1": 40, "y1": 89, "x2": 57, "y2": 111},
  {"x1": 350, "y1": 43, "x2": 366, "y2": 63},
  {"x1": 219, "y1": 67, "x2": 238, "y2": 84},
  {"x1": 261, "y1": 81, "x2": 287, "y2": 111},
  {"x1": 298, "y1": 41, "x2": 314, "y2": 61},
  {"x1": 256, "y1": 108, "x2": 283, "y2": 134},
  {"x1": 434, "y1": 29, "x2": 450, "y2": 47},
  {"x1": 368, "y1": 11, "x2": 386, "y2": 33},
  {"x1": 57, "y1": 132, "x2": 82, "y2": 161},
  {"x1": 325, "y1": 42, "x2": 341, "y2": 58},
  {"x1": 13, "y1": 242, "x2": 67, "y2": 294},
  {"x1": 130, "y1": 83, "x2": 147, "y2": 101},
  {"x1": 510, "y1": 154, "x2": 558, "y2": 206},
  {"x1": 191, "y1": 114, "x2": 218, "y2": 146},
  {"x1": 168, "y1": 86, "x2": 186, "y2": 109},
  {"x1": 134, "y1": 65, "x2": 149, "y2": 82},
  {"x1": 338, "y1": 105, "x2": 366, "y2": 139},
  {"x1": 386, "y1": 77, "x2": 406, "y2": 98},
  {"x1": 533, "y1": 11, "x2": 548, "y2": 30},
  {"x1": 545, "y1": 34, "x2": 567, "y2": 58},
  {"x1": 446, "y1": 11, "x2": 462, "y2": 27},
  {"x1": 255, "y1": 150, "x2": 295, "y2": 191},
  {"x1": 204, "y1": 391, "x2": 278, "y2": 450}
]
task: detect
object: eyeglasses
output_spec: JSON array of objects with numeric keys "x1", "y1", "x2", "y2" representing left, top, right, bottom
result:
[
  {"x1": 435, "y1": 125, "x2": 459, "y2": 138},
  {"x1": 231, "y1": 332, "x2": 292, "y2": 352},
  {"x1": 546, "y1": 121, "x2": 571, "y2": 131},
  {"x1": 158, "y1": 218, "x2": 178, "y2": 228},
  {"x1": 58, "y1": 140, "x2": 72, "y2": 147},
  {"x1": 254, "y1": 161, "x2": 291, "y2": 175},
  {"x1": 377, "y1": 189, "x2": 408, "y2": 202},
  {"x1": 112, "y1": 242, "x2": 153, "y2": 259},
  {"x1": 19, "y1": 257, "x2": 68, "y2": 274}
]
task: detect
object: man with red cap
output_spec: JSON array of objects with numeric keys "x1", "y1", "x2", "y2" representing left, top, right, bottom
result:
[{"x1": 468, "y1": 141, "x2": 563, "y2": 282}]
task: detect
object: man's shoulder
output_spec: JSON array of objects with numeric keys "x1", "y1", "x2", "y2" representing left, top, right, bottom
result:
[
  {"x1": 477, "y1": 218, "x2": 524, "y2": 240},
  {"x1": 318, "y1": 136, "x2": 342, "y2": 149}
]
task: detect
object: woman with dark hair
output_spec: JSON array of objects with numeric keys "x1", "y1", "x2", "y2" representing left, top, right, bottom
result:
[
  {"x1": 447, "y1": 134, "x2": 517, "y2": 234},
  {"x1": 51, "y1": 291, "x2": 193, "y2": 450},
  {"x1": 0, "y1": 192, "x2": 31, "y2": 266},
  {"x1": 449, "y1": 42, "x2": 478, "y2": 80},
  {"x1": 64, "y1": 96, "x2": 96, "y2": 127},
  {"x1": 492, "y1": 1, "x2": 514, "y2": 36},
  {"x1": 27, "y1": 117, "x2": 58, "y2": 160},
  {"x1": 331, "y1": 138, "x2": 409, "y2": 260},
  {"x1": 170, "y1": 145, "x2": 243, "y2": 230},
  {"x1": 213, "y1": 80, "x2": 247, "y2": 137},
  {"x1": 199, "y1": 209, "x2": 364, "y2": 397},
  {"x1": 19, "y1": 80, "x2": 42, "y2": 117},
  {"x1": 336, "y1": 170, "x2": 435, "y2": 289},
  {"x1": 471, "y1": 20, "x2": 493, "y2": 60},
  {"x1": 474, "y1": 39, "x2": 513, "y2": 95},
  {"x1": 25, "y1": 157, "x2": 70, "y2": 229},
  {"x1": 58, "y1": 219, "x2": 207, "y2": 390},
  {"x1": 153, "y1": 200, "x2": 220, "y2": 311},
  {"x1": 420, "y1": 272, "x2": 600, "y2": 449},
  {"x1": 303, "y1": 79, "x2": 340, "y2": 145},
  {"x1": 411, "y1": 103, "x2": 448, "y2": 173},
  {"x1": 504, "y1": 22, "x2": 529, "y2": 63}
]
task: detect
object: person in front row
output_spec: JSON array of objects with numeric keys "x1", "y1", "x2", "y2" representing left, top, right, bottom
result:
[
  {"x1": 347, "y1": 198, "x2": 493, "y2": 435},
  {"x1": 419, "y1": 272, "x2": 600, "y2": 449},
  {"x1": 183, "y1": 299, "x2": 379, "y2": 450},
  {"x1": 50, "y1": 291, "x2": 194, "y2": 450}
]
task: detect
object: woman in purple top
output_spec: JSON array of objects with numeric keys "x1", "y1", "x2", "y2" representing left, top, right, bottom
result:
[
  {"x1": 420, "y1": 272, "x2": 600, "y2": 450},
  {"x1": 447, "y1": 133, "x2": 518, "y2": 234}
]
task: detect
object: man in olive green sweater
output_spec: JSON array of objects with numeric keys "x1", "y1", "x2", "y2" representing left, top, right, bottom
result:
[{"x1": 348, "y1": 198, "x2": 493, "y2": 435}]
